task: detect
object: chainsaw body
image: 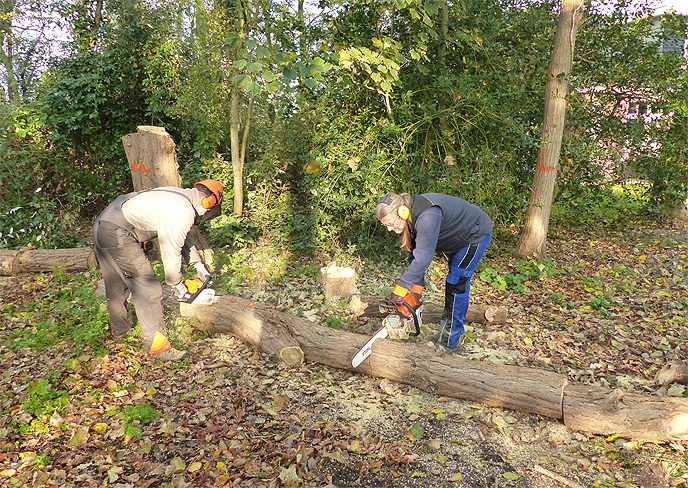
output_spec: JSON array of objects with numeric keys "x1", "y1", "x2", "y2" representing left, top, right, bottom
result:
[
  {"x1": 382, "y1": 305, "x2": 423, "y2": 340},
  {"x1": 179, "y1": 276, "x2": 219, "y2": 305}
]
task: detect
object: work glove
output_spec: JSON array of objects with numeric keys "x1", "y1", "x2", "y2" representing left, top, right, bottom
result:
[
  {"x1": 390, "y1": 285, "x2": 424, "y2": 318},
  {"x1": 385, "y1": 291, "x2": 405, "y2": 306},
  {"x1": 174, "y1": 281, "x2": 188, "y2": 299},
  {"x1": 193, "y1": 262, "x2": 210, "y2": 281}
]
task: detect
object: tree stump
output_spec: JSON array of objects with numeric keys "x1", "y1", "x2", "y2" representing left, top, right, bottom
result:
[
  {"x1": 181, "y1": 293, "x2": 688, "y2": 443},
  {"x1": 122, "y1": 126, "x2": 182, "y2": 190},
  {"x1": 318, "y1": 263, "x2": 357, "y2": 300},
  {"x1": 0, "y1": 248, "x2": 97, "y2": 275},
  {"x1": 122, "y1": 125, "x2": 213, "y2": 266}
]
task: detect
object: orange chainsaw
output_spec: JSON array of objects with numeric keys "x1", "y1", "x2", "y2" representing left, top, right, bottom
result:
[{"x1": 178, "y1": 276, "x2": 218, "y2": 305}]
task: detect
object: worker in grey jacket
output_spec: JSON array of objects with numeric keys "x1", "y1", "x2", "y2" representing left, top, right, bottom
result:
[
  {"x1": 92, "y1": 179, "x2": 223, "y2": 361},
  {"x1": 376, "y1": 192, "x2": 492, "y2": 354}
]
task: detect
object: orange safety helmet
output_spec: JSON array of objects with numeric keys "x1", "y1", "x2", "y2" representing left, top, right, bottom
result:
[
  {"x1": 194, "y1": 179, "x2": 224, "y2": 223},
  {"x1": 194, "y1": 179, "x2": 224, "y2": 209}
]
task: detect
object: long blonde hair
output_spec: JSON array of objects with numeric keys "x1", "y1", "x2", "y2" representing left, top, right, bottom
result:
[{"x1": 375, "y1": 192, "x2": 413, "y2": 251}]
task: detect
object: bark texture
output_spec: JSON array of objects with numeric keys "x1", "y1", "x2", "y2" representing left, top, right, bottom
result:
[
  {"x1": 122, "y1": 126, "x2": 182, "y2": 190},
  {"x1": 516, "y1": 0, "x2": 584, "y2": 258},
  {"x1": 0, "y1": 248, "x2": 97, "y2": 276},
  {"x1": 181, "y1": 294, "x2": 688, "y2": 443},
  {"x1": 121, "y1": 125, "x2": 212, "y2": 264}
]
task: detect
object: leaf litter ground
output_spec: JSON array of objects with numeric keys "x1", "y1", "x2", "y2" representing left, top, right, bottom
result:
[{"x1": 1, "y1": 221, "x2": 688, "y2": 488}]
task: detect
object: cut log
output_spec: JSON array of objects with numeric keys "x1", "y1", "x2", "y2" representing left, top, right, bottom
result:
[
  {"x1": 122, "y1": 125, "x2": 213, "y2": 268},
  {"x1": 181, "y1": 296, "x2": 304, "y2": 364},
  {"x1": 352, "y1": 295, "x2": 507, "y2": 325},
  {"x1": 563, "y1": 384, "x2": 688, "y2": 442},
  {"x1": 0, "y1": 248, "x2": 97, "y2": 276},
  {"x1": 655, "y1": 363, "x2": 688, "y2": 385},
  {"x1": 181, "y1": 294, "x2": 688, "y2": 443}
]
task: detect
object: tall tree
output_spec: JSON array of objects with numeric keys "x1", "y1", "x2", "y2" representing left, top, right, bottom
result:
[
  {"x1": 516, "y1": 0, "x2": 584, "y2": 258},
  {"x1": 0, "y1": 0, "x2": 18, "y2": 102}
]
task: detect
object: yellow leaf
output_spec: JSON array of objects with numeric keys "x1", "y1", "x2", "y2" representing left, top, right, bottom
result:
[
  {"x1": 188, "y1": 461, "x2": 203, "y2": 473},
  {"x1": 218, "y1": 475, "x2": 230, "y2": 485},
  {"x1": 448, "y1": 473, "x2": 463, "y2": 482},
  {"x1": 67, "y1": 430, "x2": 89, "y2": 447},
  {"x1": 216, "y1": 461, "x2": 227, "y2": 472},
  {"x1": 92, "y1": 423, "x2": 108, "y2": 435},
  {"x1": 523, "y1": 337, "x2": 533, "y2": 346},
  {"x1": 146, "y1": 387, "x2": 157, "y2": 396},
  {"x1": 639, "y1": 255, "x2": 647, "y2": 261},
  {"x1": 305, "y1": 161, "x2": 321, "y2": 174}
]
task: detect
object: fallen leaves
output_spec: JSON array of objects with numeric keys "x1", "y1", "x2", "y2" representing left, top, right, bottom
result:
[{"x1": 2, "y1": 226, "x2": 688, "y2": 487}]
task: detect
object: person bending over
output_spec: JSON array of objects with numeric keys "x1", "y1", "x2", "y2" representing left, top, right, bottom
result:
[
  {"x1": 92, "y1": 179, "x2": 223, "y2": 361},
  {"x1": 375, "y1": 192, "x2": 492, "y2": 353}
]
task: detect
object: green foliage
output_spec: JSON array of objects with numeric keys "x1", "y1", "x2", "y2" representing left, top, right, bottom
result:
[
  {"x1": 205, "y1": 213, "x2": 261, "y2": 249},
  {"x1": 551, "y1": 182, "x2": 651, "y2": 229},
  {"x1": 123, "y1": 402, "x2": 162, "y2": 440},
  {"x1": 6, "y1": 269, "x2": 111, "y2": 356},
  {"x1": 23, "y1": 377, "x2": 69, "y2": 416},
  {"x1": 0, "y1": 106, "x2": 86, "y2": 248},
  {"x1": 324, "y1": 315, "x2": 352, "y2": 330},
  {"x1": 36, "y1": 1, "x2": 184, "y2": 208},
  {"x1": 124, "y1": 403, "x2": 162, "y2": 426},
  {"x1": 1, "y1": 0, "x2": 686, "y2": 256},
  {"x1": 480, "y1": 259, "x2": 560, "y2": 292}
]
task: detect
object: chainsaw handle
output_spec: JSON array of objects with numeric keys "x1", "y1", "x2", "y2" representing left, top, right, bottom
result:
[{"x1": 408, "y1": 305, "x2": 421, "y2": 336}]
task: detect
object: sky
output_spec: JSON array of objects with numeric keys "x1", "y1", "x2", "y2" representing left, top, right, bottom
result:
[{"x1": 652, "y1": 0, "x2": 688, "y2": 14}]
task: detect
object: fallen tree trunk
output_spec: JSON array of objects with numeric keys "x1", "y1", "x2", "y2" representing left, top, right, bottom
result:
[
  {"x1": 352, "y1": 295, "x2": 507, "y2": 325},
  {"x1": 181, "y1": 294, "x2": 688, "y2": 443},
  {"x1": 0, "y1": 248, "x2": 97, "y2": 276}
]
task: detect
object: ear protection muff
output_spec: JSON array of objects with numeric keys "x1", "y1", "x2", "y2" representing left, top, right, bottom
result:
[
  {"x1": 378, "y1": 196, "x2": 410, "y2": 220},
  {"x1": 200, "y1": 193, "x2": 218, "y2": 209},
  {"x1": 194, "y1": 180, "x2": 224, "y2": 210}
]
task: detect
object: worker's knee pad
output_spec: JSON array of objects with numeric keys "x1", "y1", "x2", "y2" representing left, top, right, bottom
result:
[{"x1": 446, "y1": 277, "x2": 468, "y2": 296}]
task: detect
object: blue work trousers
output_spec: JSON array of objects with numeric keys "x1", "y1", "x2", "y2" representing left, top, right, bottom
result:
[{"x1": 440, "y1": 234, "x2": 492, "y2": 348}]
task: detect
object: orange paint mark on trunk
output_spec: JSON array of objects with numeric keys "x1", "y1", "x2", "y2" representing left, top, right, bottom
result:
[{"x1": 130, "y1": 162, "x2": 153, "y2": 172}]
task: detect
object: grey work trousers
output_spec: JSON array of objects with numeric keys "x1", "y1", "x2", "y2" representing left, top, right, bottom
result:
[{"x1": 92, "y1": 219, "x2": 168, "y2": 354}]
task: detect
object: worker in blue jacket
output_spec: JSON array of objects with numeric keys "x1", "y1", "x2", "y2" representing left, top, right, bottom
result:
[{"x1": 375, "y1": 192, "x2": 493, "y2": 353}]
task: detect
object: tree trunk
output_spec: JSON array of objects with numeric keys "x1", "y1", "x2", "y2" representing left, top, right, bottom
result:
[
  {"x1": 121, "y1": 126, "x2": 183, "y2": 190},
  {"x1": 121, "y1": 125, "x2": 213, "y2": 264},
  {"x1": 0, "y1": 0, "x2": 18, "y2": 103},
  {"x1": 0, "y1": 248, "x2": 97, "y2": 275},
  {"x1": 181, "y1": 294, "x2": 688, "y2": 443},
  {"x1": 231, "y1": 86, "x2": 243, "y2": 216},
  {"x1": 516, "y1": 0, "x2": 585, "y2": 259}
]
